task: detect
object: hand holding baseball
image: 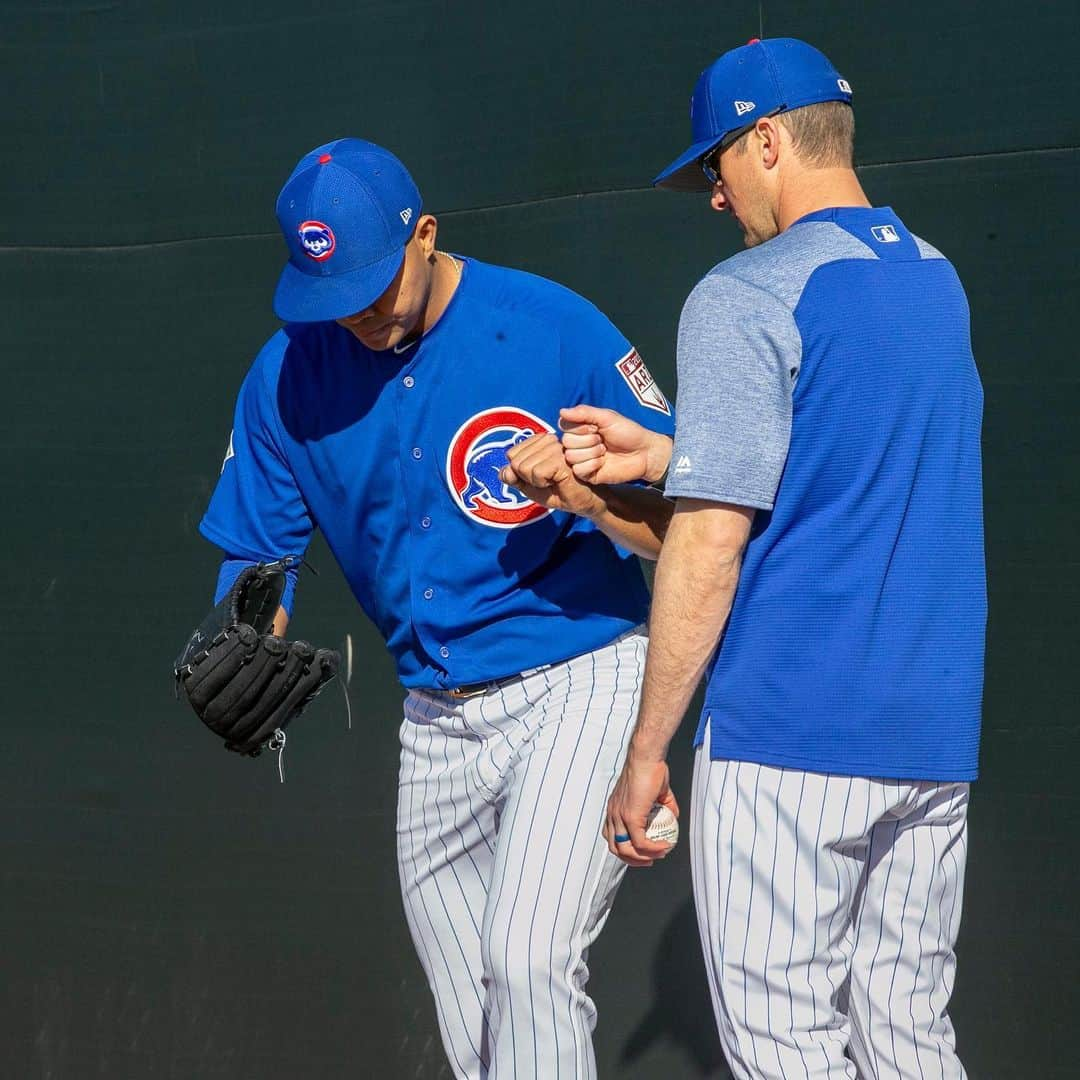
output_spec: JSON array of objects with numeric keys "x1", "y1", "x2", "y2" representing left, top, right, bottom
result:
[
  {"x1": 499, "y1": 432, "x2": 605, "y2": 518},
  {"x1": 559, "y1": 405, "x2": 673, "y2": 485},
  {"x1": 605, "y1": 750, "x2": 679, "y2": 867}
]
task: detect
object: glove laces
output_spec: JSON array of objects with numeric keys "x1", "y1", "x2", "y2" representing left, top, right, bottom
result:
[{"x1": 268, "y1": 729, "x2": 287, "y2": 783}]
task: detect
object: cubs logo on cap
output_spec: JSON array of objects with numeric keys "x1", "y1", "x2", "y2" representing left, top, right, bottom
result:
[
  {"x1": 298, "y1": 220, "x2": 336, "y2": 261},
  {"x1": 446, "y1": 407, "x2": 554, "y2": 528}
]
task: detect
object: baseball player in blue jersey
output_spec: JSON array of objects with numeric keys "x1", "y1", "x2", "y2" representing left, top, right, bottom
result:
[
  {"x1": 567, "y1": 39, "x2": 986, "y2": 1080},
  {"x1": 196, "y1": 138, "x2": 675, "y2": 1079}
]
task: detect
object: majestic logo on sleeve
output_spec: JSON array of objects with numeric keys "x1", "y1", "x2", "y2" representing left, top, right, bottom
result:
[
  {"x1": 446, "y1": 407, "x2": 554, "y2": 528},
  {"x1": 298, "y1": 220, "x2": 336, "y2": 261},
  {"x1": 615, "y1": 349, "x2": 671, "y2": 415}
]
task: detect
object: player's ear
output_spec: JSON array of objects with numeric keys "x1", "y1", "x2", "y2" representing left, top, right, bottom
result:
[
  {"x1": 415, "y1": 214, "x2": 438, "y2": 261},
  {"x1": 758, "y1": 117, "x2": 781, "y2": 170}
]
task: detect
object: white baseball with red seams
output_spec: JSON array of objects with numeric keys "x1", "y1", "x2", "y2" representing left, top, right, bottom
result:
[{"x1": 645, "y1": 803, "x2": 679, "y2": 846}]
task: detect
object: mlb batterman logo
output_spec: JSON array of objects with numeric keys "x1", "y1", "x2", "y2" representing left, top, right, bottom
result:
[
  {"x1": 298, "y1": 220, "x2": 336, "y2": 261},
  {"x1": 446, "y1": 407, "x2": 554, "y2": 528}
]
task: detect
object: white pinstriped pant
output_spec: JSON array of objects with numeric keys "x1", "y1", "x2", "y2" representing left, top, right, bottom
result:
[
  {"x1": 396, "y1": 628, "x2": 646, "y2": 1079},
  {"x1": 691, "y1": 733, "x2": 970, "y2": 1080}
]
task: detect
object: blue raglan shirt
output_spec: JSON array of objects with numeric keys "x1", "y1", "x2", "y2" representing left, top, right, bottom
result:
[
  {"x1": 202, "y1": 258, "x2": 675, "y2": 689},
  {"x1": 667, "y1": 207, "x2": 986, "y2": 781}
]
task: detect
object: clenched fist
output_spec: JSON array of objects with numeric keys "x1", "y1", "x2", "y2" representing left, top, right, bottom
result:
[
  {"x1": 499, "y1": 432, "x2": 605, "y2": 518},
  {"x1": 559, "y1": 405, "x2": 673, "y2": 485}
]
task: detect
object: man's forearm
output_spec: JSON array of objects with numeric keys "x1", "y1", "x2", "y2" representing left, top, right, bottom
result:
[
  {"x1": 586, "y1": 484, "x2": 673, "y2": 560},
  {"x1": 630, "y1": 502, "x2": 752, "y2": 760}
]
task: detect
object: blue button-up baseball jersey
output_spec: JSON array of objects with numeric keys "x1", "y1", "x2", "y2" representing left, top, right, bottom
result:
[{"x1": 201, "y1": 258, "x2": 675, "y2": 689}]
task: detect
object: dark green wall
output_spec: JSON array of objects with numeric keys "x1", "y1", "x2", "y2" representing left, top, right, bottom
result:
[{"x1": 3, "y1": 3, "x2": 1077, "y2": 1076}]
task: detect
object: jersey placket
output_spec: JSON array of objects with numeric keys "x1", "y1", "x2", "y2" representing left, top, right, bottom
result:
[{"x1": 393, "y1": 351, "x2": 454, "y2": 681}]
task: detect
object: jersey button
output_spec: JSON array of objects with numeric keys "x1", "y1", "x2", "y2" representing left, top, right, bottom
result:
[
  {"x1": 420, "y1": 516, "x2": 432, "y2": 529},
  {"x1": 439, "y1": 646, "x2": 450, "y2": 659},
  {"x1": 423, "y1": 588, "x2": 434, "y2": 600},
  {"x1": 411, "y1": 447, "x2": 423, "y2": 460},
  {"x1": 403, "y1": 375, "x2": 415, "y2": 388}
]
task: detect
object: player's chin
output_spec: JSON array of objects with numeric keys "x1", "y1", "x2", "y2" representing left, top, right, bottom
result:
[
  {"x1": 740, "y1": 220, "x2": 777, "y2": 250},
  {"x1": 353, "y1": 322, "x2": 402, "y2": 351},
  {"x1": 730, "y1": 213, "x2": 757, "y2": 249},
  {"x1": 736, "y1": 221, "x2": 758, "y2": 249}
]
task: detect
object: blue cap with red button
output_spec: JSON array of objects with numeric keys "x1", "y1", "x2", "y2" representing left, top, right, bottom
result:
[
  {"x1": 273, "y1": 138, "x2": 422, "y2": 322},
  {"x1": 653, "y1": 38, "x2": 853, "y2": 193}
]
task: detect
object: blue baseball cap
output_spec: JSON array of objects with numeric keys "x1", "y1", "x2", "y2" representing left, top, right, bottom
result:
[
  {"x1": 273, "y1": 138, "x2": 422, "y2": 322},
  {"x1": 654, "y1": 38, "x2": 853, "y2": 192}
]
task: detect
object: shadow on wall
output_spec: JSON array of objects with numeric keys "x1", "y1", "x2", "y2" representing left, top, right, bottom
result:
[{"x1": 619, "y1": 898, "x2": 732, "y2": 1077}]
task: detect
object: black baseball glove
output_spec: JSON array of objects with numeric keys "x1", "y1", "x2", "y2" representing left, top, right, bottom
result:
[{"x1": 174, "y1": 559, "x2": 341, "y2": 757}]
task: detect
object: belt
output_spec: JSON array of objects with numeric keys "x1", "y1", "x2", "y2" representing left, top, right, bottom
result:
[
  {"x1": 441, "y1": 664, "x2": 549, "y2": 700},
  {"x1": 436, "y1": 627, "x2": 645, "y2": 700},
  {"x1": 444, "y1": 682, "x2": 494, "y2": 699}
]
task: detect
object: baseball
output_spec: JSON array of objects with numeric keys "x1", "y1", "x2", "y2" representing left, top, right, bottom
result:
[{"x1": 645, "y1": 803, "x2": 679, "y2": 846}]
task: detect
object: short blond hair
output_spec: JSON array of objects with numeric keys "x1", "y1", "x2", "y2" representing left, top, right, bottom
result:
[
  {"x1": 778, "y1": 101, "x2": 855, "y2": 167},
  {"x1": 730, "y1": 100, "x2": 855, "y2": 167}
]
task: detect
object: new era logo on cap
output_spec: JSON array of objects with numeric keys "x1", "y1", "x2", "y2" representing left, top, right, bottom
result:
[
  {"x1": 734, "y1": 100, "x2": 756, "y2": 116},
  {"x1": 400, "y1": 207, "x2": 413, "y2": 225}
]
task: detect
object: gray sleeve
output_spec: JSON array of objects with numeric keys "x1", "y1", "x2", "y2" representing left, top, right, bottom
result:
[{"x1": 664, "y1": 272, "x2": 800, "y2": 509}]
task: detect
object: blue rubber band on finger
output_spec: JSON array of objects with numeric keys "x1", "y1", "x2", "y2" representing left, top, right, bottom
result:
[{"x1": 613, "y1": 833, "x2": 631, "y2": 843}]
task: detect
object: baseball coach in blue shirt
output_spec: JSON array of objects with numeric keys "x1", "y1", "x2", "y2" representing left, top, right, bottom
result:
[{"x1": 563, "y1": 37, "x2": 986, "y2": 1079}]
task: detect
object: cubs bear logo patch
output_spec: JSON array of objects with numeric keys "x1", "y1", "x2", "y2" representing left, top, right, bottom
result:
[
  {"x1": 298, "y1": 220, "x2": 336, "y2": 261},
  {"x1": 446, "y1": 407, "x2": 554, "y2": 528},
  {"x1": 615, "y1": 348, "x2": 671, "y2": 415}
]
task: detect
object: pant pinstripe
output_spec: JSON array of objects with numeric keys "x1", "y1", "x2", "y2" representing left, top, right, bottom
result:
[
  {"x1": 691, "y1": 733, "x2": 969, "y2": 1080},
  {"x1": 396, "y1": 629, "x2": 646, "y2": 1079}
]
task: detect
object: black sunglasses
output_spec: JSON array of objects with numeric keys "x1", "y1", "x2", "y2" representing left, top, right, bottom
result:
[{"x1": 700, "y1": 107, "x2": 786, "y2": 185}]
